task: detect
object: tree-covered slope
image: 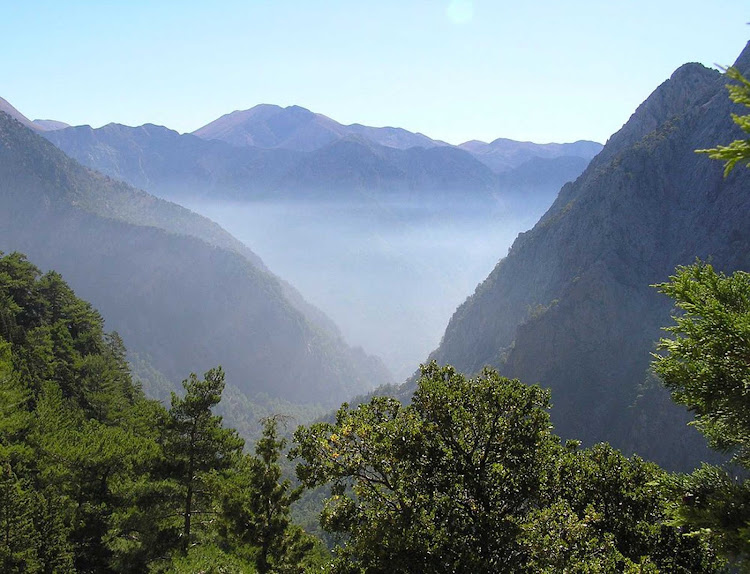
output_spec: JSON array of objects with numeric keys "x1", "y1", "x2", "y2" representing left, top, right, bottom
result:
[
  {"x1": 0, "y1": 253, "x2": 325, "y2": 572},
  {"x1": 428, "y1": 43, "x2": 750, "y2": 470},
  {"x1": 0, "y1": 111, "x2": 391, "y2": 406}
]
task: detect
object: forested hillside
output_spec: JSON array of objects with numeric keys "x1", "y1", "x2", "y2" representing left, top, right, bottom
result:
[
  {"x1": 0, "y1": 111, "x2": 391, "y2": 414},
  {"x1": 0, "y1": 253, "x2": 325, "y2": 571},
  {"x1": 426, "y1": 43, "x2": 750, "y2": 470}
]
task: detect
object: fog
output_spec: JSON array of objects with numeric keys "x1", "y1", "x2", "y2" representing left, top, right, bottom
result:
[{"x1": 177, "y1": 192, "x2": 556, "y2": 381}]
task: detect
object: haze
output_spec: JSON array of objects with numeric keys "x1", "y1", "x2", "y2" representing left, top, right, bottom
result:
[{"x1": 174, "y1": 193, "x2": 551, "y2": 379}]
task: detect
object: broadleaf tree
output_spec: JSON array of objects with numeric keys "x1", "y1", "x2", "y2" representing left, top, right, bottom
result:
[{"x1": 293, "y1": 363, "x2": 717, "y2": 573}]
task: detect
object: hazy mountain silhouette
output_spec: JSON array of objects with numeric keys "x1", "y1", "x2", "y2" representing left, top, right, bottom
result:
[
  {"x1": 0, "y1": 111, "x2": 392, "y2": 407},
  {"x1": 45, "y1": 119, "x2": 595, "y2": 203},
  {"x1": 32, "y1": 119, "x2": 70, "y2": 131},
  {"x1": 193, "y1": 104, "x2": 447, "y2": 151},
  {"x1": 459, "y1": 138, "x2": 602, "y2": 173},
  {"x1": 0, "y1": 96, "x2": 39, "y2": 131}
]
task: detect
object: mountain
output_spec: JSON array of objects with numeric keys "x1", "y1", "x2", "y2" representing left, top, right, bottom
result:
[
  {"x1": 32, "y1": 118, "x2": 70, "y2": 131},
  {"x1": 43, "y1": 104, "x2": 602, "y2": 203},
  {"x1": 459, "y1": 138, "x2": 603, "y2": 173},
  {"x1": 0, "y1": 110, "x2": 392, "y2": 408},
  {"x1": 193, "y1": 104, "x2": 447, "y2": 151},
  {"x1": 43, "y1": 122, "x2": 501, "y2": 201},
  {"x1": 274, "y1": 135, "x2": 498, "y2": 197},
  {"x1": 422, "y1": 44, "x2": 750, "y2": 471},
  {"x1": 43, "y1": 122, "x2": 299, "y2": 199},
  {"x1": 0, "y1": 97, "x2": 69, "y2": 132},
  {"x1": 496, "y1": 155, "x2": 593, "y2": 193},
  {"x1": 0, "y1": 95, "x2": 38, "y2": 130}
]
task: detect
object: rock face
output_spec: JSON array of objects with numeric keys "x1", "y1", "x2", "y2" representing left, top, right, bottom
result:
[
  {"x1": 0, "y1": 111, "x2": 392, "y2": 406},
  {"x1": 427, "y1": 43, "x2": 750, "y2": 470}
]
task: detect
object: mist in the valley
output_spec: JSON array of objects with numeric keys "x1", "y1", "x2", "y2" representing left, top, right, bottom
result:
[{"x1": 177, "y1": 191, "x2": 557, "y2": 381}]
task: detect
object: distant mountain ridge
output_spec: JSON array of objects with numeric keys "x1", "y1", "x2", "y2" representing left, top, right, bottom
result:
[
  {"x1": 0, "y1": 96, "x2": 38, "y2": 131},
  {"x1": 193, "y1": 103, "x2": 602, "y2": 174},
  {"x1": 0, "y1": 110, "x2": 392, "y2": 409},
  {"x1": 459, "y1": 138, "x2": 603, "y2": 173},
  {"x1": 6, "y1": 98, "x2": 602, "y2": 190},
  {"x1": 419, "y1": 43, "x2": 750, "y2": 471},
  {"x1": 43, "y1": 119, "x2": 597, "y2": 203},
  {"x1": 193, "y1": 103, "x2": 448, "y2": 152}
]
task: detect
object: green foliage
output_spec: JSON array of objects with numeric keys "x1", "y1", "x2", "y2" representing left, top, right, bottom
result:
[
  {"x1": 654, "y1": 261, "x2": 750, "y2": 570},
  {"x1": 0, "y1": 252, "x2": 323, "y2": 572},
  {"x1": 653, "y1": 263, "x2": 750, "y2": 467},
  {"x1": 294, "y1": 362, "x2": 551, "y2": 572},
  {"x1": 162, "y1": 543, "x2": 256, "y2": 573},
  {"x1": 218, "y1": 417, "x2": 318, "y2": 573},
  {"x1": 542, "y1": 443, "x2": 718, "y2": 573},
  {"x1": 697, "y1": 66, "x2": 750, "y2": 175},
  {"x1": 293, "y1": 363, "x2": 715, "y2": 573},
  {"x1": 663, "y1": 465, "x2": 750, "y2": 570},
  {"x1": 163, "y1": 367, "x2": 245, "y2": 553},
  {"x1": 0, "y1": 462, "x2": 42, "y2": 572}
]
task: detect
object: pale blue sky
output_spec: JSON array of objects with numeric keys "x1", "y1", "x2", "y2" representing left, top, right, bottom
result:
[{"x1": 2, "y1": 1, "x2": 747, "y2": 144}]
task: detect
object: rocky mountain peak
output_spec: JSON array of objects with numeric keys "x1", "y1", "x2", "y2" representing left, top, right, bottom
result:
[{"x1": 597, "y1": 63, "x2": 722, "y2": 166}]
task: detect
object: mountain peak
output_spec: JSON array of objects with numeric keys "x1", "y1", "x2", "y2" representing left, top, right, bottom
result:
[
  {"x1": 0, "y1": 96, "x2": 38, "y2": 131},
  {"x1": 596, "y1": 61, "x2": 722, "y2": 165},
  {"x1": 428, "y1": 43, "x2": 750, "y2": 470},
  {"x1": 0, "y1": 110, "x2": 392, "y2": 406},
  {"x1": 193, "y1": 104, "x2": 447, "y2": 152}
]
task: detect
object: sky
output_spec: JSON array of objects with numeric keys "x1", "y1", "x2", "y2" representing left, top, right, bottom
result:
[{"x1": 2, "y1": 1, "x2": 747, "y2": 145}]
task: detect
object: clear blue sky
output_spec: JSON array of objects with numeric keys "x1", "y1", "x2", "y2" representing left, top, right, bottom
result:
[{"x1": 2, "y1": 1, "x2": 747, "y2": 144}]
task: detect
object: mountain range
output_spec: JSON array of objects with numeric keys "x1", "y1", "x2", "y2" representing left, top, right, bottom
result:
[
  {"x1": 191, "y1": 103, "x2": 602, "y2": 174},
  {"x1": 36, "y1": 104, "x2": 601, "y2": 203},
  {"x1": 0, "y1": 110, "x2": 392, "y2": 415},
  {"x1": 43, "y1": 123, "x2": 498, "y2": 201},
  {"x1": 415, "y1": 42, "x2": 750, "y2": 471}
]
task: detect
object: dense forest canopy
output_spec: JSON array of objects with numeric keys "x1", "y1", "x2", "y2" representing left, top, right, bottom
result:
[{"x1": 0, "y1": 252, "x2": 323, "y2": 572}]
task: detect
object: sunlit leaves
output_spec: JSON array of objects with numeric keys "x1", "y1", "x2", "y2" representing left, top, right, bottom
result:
[{"x1": 697, "y1": 66, "x2": 750, "y2": 176}]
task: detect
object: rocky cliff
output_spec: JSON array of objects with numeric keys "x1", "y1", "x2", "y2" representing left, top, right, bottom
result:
[{"x1": 427, "y1": 43, "x2": 750, "y2": 470}]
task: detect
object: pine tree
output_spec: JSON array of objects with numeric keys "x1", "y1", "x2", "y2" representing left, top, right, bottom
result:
[
  {"x1": 218, "y1": 417, "x2": 314, "y2": 573},
  {"x1": 164, "y1": 367, "x2": 244, "y2": 553}
]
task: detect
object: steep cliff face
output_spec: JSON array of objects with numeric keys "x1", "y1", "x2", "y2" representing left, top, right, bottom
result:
[{"x1": 429, "y1": 44, "x2": 750, "y2": 469}]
